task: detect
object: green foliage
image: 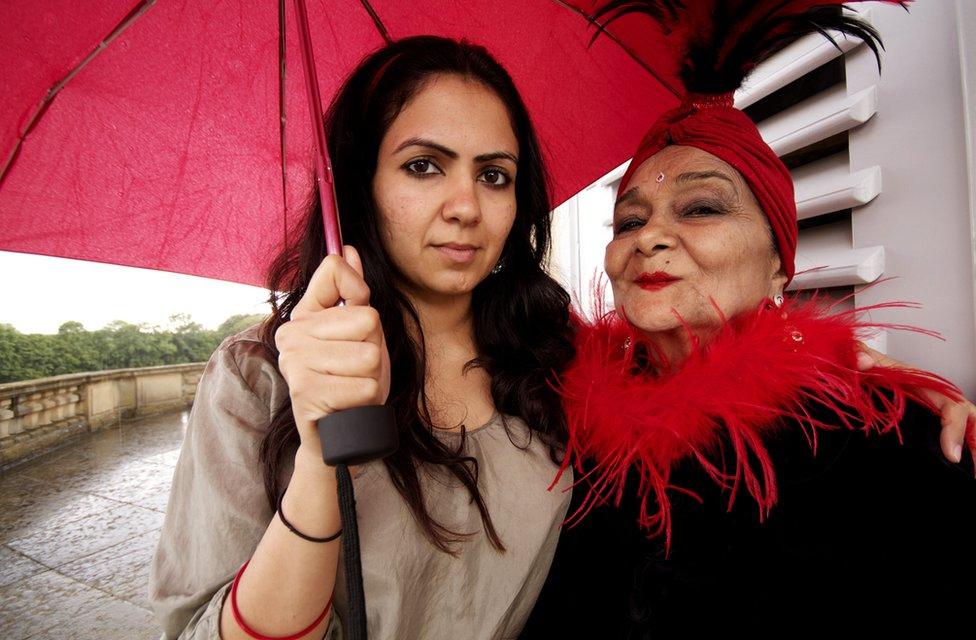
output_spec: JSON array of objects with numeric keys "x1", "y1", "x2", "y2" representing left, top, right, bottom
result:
[
  {"x1": 0, "y1": 312, "x2": 266, "y2": 383},
  {"x1": 216, "y1": 313, "x2": 267, "y2": 340}
]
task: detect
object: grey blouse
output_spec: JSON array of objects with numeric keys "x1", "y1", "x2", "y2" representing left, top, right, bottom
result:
[{"x1": 148, "y1": 326, "x2": 572, "y2": 639}]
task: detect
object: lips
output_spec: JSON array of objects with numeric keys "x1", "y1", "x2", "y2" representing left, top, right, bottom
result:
[
  {"x1": 635, "y1": 271, "x2": 680, "y2": 291},
  {"x1": 433, "y1": 243, "x2": 479, "y2": 264}
]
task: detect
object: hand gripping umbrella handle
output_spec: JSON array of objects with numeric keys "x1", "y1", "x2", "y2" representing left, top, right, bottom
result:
[
  {"x1": 293, "y1": 0, "x2": 399, "y2": 466},
  {"x1": 293, "y1": 0, "x2": 400, "y2": 466}
]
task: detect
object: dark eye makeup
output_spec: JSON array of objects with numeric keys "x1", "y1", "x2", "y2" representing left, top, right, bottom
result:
[
  {"x1": 402, "y1": 158, "x2": 441, "y2": 177},
  {"x1": 478, "y1": 167, "x2": 512, "y2": 188},
  {"x1": 401, "y1": 158, "x2": 513, "y2": 189},
  {"x1": 612, "y1": 197, "x2": 730, "y2": 235},
  {"x1": 680, "y1": 199, "x2": 728, "y2": 217}
]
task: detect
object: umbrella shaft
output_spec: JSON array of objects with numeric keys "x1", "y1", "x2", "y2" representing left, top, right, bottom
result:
[{"x1": 293, "y1": 0, "x2": 343, "y2": 257}]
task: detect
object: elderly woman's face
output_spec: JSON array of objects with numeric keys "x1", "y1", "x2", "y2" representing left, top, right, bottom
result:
[{"x1": 605, "y1": 145, "x2": 786, "y2": 338}]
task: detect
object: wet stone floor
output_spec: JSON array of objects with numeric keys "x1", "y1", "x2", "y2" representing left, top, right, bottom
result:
[{"x1": 0, "y1": 412, "x2": 187, "y2": 639}]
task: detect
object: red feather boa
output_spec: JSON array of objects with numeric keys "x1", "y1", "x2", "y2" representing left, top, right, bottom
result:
[{"x1": 556, "y1": 297, "x2": 959, "y2": 549}]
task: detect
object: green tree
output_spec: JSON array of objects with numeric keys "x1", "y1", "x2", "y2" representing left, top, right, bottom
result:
[
  {"x1": 96, "y1": 321, "x2": 176, "y2": 368},
  {"x1": 0, "y1": 326, "x2": 59, "y2": 382},
  {"x1": 168, "y1": 314, "x2": 219, "y2": 362},
  {"x1": 57, "y1": 321, "x2": 86, "y2": 334},
  {"x1": 54, "y1": 321, "x2": 103, "y2": 372},
  {"x1": 216, "y1": 313, "x2": 266, "y2": 339},
  {"x1": 0, "y1": 311, "x2": 268, "y2": 383},
  {"x1": 0, "y1": 324, "x2": 27, "y2": 383}
]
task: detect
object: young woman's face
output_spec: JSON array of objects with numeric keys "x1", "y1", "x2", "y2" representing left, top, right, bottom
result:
[{"x1": 372, "y1": 74, "x2": 518, "y2": 301}]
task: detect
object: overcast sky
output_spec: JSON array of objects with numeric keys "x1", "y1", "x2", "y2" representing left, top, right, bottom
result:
[{"x1": 0, "y1": 251, "x2": 271, "y2": 334}]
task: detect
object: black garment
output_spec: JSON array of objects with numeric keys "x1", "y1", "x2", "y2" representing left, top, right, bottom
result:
[{"x1": 521, "y1": 402, "x2": 975, "y2": 638}]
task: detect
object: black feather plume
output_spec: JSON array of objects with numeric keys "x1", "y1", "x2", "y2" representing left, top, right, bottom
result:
[{"x1": 591, "y1": 1, "x2": 905, "y2": 96}]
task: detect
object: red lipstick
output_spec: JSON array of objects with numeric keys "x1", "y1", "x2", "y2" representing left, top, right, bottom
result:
[{"x1": 635, "y1": 271, "x2": 679, "y2": 291}]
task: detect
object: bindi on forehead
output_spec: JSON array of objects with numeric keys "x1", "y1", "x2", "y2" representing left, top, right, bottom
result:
[{"x1": 619, "y1": 168, "x2": 738, "y2": 201}]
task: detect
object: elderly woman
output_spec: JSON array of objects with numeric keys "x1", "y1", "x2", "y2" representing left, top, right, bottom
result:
[{"x1": 522, "y1": 1, "x2": 975, "y2": 637}]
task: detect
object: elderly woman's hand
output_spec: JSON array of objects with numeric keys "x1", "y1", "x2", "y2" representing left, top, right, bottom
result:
[{"x1": 856, "y1": 343, "x2": 976, "y2": 465}]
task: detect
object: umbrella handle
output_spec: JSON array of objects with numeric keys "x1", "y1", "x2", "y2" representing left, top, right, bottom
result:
[{"x1": 316, "y1": 406, "x2": 398, "y2": 466}]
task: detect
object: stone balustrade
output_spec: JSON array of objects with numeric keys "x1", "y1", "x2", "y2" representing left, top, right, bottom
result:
[{"x1": 0, "y1": 363, "x2": 205, "y2": 467}]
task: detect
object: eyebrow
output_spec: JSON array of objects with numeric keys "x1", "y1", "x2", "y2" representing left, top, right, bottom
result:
[
  {"x1": 394, "y1": 137, "x2": 518, "y2": 164},
  {"x1": 475, "y1": 150, "x2": 519, "y2": 164},
  {"x1": 615, "y1": 186, "x2": 644, "y2": 207},
  {"x1": 675, "y1": 170, "x2": 735, "y2": 186}
]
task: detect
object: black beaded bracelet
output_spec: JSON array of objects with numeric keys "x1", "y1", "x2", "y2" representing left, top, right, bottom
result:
[{"x1": 276, "y1": 492, "x2": 343, "y2": 543}]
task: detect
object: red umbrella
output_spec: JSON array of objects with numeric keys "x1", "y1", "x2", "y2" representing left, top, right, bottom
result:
[
  {"x1": 0, "y1": 0, "x2": 679, "y2": 286},
  {"x1": 1, "y1": 4, "x2": 681, "y2": 637}
]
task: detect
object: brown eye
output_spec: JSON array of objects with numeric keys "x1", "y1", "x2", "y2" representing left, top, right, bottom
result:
[
  {"x1": 479, "y1": 168, "x2": 511, "y2": 187},
  {"x1": 403, "y1": 158, "x2": 440, "y2": 176}
]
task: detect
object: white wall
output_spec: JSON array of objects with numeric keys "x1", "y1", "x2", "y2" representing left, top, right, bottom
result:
[{"x1": 848, "y1": 2, "x2": 976, "y2": 393}]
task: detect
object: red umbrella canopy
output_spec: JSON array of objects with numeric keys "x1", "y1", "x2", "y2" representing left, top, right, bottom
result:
[{"x1": 0, "y1": 0, "x2": 678, "y2": 286}]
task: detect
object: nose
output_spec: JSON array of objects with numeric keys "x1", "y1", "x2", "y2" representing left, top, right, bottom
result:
[
  {"x1": 442, "y1": 175, "x2": 482, "y2": 226},
  {"x1": 634, "y1": 215, "x2": 677, "y2": 257}
]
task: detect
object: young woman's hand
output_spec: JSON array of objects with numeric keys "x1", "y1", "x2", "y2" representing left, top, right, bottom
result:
[
  {"x1": 856, "y1": 343, "x2": 976, "y2": 465},
  {"x1": 274, "y1": 245, "x2": 391, "y2": 464}
]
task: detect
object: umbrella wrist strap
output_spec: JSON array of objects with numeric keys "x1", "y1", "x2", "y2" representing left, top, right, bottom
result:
[{"x1": 337, "y1": 463, "x2": 368, "y2": 639}]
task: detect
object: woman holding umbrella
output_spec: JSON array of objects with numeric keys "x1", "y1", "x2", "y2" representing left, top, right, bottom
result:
[
  {"x1": 150, "y1": 36, "x2": 575, "y2": 639},
  {"x1": 523, "y1": 1, "x2": 976, "y2": 637}
]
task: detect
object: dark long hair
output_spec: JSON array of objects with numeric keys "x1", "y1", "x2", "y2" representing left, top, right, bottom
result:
[{"x1": 259, "y1": 36, "x2": 575, "y2": 553}]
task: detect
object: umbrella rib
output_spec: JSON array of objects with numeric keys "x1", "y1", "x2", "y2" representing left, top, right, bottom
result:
[
  {"x1": 547, "y1": 0, "x2": 681, "y2": 98},
  {"x1": 0, "y1": 0, "x2": 158, "y2": 188},
  {"x1": 279, "y1": 0, "x2": 289, "y2": 246},
  {"x1": 358, "y1": 0, "x2": 393, "y2": 45}
]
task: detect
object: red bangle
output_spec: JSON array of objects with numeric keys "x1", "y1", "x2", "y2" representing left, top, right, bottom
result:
[{"x1": 230, "y1": 560, "x2": 334, "y2": 640}]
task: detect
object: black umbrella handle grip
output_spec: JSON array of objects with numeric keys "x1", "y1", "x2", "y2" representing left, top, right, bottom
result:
[{"x1": 316, "y1": 405, "x2": 397, "y2": 466}]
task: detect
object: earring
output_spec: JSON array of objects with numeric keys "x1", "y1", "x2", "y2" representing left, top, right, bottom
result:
[
  {"x1": 773, "y1": 293, "x2": 784, "y2": 308},
  {"x1": 491, "y1": 259, "x2": 504, "y2": 275}
]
